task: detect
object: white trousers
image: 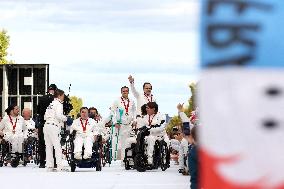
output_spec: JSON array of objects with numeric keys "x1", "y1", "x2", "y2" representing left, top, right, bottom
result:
[
  {"x1": 5, "y1": 133, "x2": 24, "y2": 153},
  {"x1": 112, "y1": 124, "x2": 132, "y2": 160},
  {"x1": 43, "y1": 123, "x2": 62, "y2": 169},
  {"x1": 74, "y1": 134, "x2": 93, "y2": 156},
  {"x1": 145, "y1": 131, "x2": 169, "y2": 164},
  {"x1": 145, "y1": 135, "x2": 156, "y2": 164},
  {"x1": 179, "y1": 141, "x2": 189, "y2": 169}
]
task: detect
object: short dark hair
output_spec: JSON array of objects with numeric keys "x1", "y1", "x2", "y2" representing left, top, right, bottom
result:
[
  {"x1": 88, "y1": 107, "x2": 98, "y2": 114},
  {"x1": 48, "y1": 84, "x2": 57, "y2": 91},
  {"x1": 143, "y1": 82, "x2": 152, "y2": 89},
  {"x1": 54, "y1": 89, "x2": 64, "y2": 97},
  {"x1": 121, "y1": 86, "x2": 129, "y2": 92},
  {"x1": 5, "y1": 104, "x2": 17, "y2": 115},
  {"x1": 191, "y1": 126, "x2": 197, "y2": 142},
  {"x1": 141, "y1": 104, "x2": 147, "y2": 116},
  {"x1": 146, "y1": 102, "x2": 158, "y2": 113},
  {"x1": 80, "y1": 107, "x2": 88, "y2": 112}
]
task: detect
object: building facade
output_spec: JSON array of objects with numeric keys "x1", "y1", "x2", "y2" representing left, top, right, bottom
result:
[{"x1": 1, "y1": 64, "x2": 49, "y2": 116}]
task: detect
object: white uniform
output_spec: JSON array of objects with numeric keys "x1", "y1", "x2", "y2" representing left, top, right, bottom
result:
[
  {"x1": 92, "y1": 117, "x2": 109, "y2": 141},
  {"x1": 179, "y1": 138, "x2": 189, "y2": 170},
  {"x1": 139, "y1": 113, "x2": 168, "y2": 164},
  {"x1": 178, "y1": 112, "x2": 190, "y2": 123},
  {"x1": 70, "y1": 118, "x2": 97, "y2": 159},
  {"x1": 110, "y1": 97, "x2": 136, "y2": 160},
  {"x1": 43, "y1": 98, "x2": 67, "y2": 170},
  {"x1": 24, "y1": 119, "x2": 36, "y2": 138},
  {"x1": 130, "y1": 82, "x2": 156, "y2": 115},
  {"x1": 0, "y1": 115, "x2": 26, "y2": 153},
  {"x1": 124, "y1": 115, "x2": 145, "y2": 151}
]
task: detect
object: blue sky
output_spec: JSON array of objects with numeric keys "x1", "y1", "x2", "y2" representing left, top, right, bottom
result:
[{"x1": 1, "y1": 0, "x2": 200, "y2": 117}]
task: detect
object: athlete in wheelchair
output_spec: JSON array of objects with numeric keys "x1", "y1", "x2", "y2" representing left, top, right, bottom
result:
[
  {"x1": 0, "y1": 105, "x2": 29, "y2": 167},
  {"x1": 65, "y1": 107, "x2": 104, "y2": 172},
  {"x1": 124, "y1": 102, "x2": 170, "y2": 172},
  {"x1": 22, "y1": 108, "x2": 39, "y2": 165}
]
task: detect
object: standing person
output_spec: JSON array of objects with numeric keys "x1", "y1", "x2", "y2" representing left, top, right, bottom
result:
[
  {"x1": 43, "y1": 89, "x2": 67, "y2": 171},
  {"x1": 110, "y1": 86, "x2": 136, "y2": 162},
  {"x1": 0, "y1": 105, "x2": 26, "y2": 155},
  {"x1": 70, "y1": 107, "x2": 97, "y2": 160},
  {"x1": 37, "y1": 84, "x2": 57, "y2": 168},
  {"x1": 128, "y1": 75, "x2": 156, "y2": 116}
]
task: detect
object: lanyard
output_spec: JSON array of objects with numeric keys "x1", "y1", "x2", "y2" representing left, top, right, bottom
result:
[
  {"x1": 80, "y1": 118, "x2": 88, "y2": 132},
  {"x1": 9, "y1": 115, "x2": 17, "y2": 131}
]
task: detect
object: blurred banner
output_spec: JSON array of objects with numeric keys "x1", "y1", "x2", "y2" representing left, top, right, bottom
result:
[
  {"x1": 201, "y1": 0, "x2": 283, "y2": 68},
  {"x1": 200, "y1": 1, "x2": 284, "y2": 189}
]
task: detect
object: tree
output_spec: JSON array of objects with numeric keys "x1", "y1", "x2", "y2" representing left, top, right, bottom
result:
[
  {"x1": 69, "y1": 96, "x2": 83, "y2": 118},
  {"x1": 165, "y1": 115, "x2": 182, "y2": 134},
  {"x1": 166, "y1": 82, "x2": 197, "y2": 135},
  {"x1": 0, "y1": 29, "x2": 13, "y2": 64},
  {"x1": 184, "y1": 82, "x2": 197, "y2": 117}
]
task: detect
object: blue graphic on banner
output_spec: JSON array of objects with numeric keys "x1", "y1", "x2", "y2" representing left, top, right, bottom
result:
[{"x1": 201, "y1": 0, "x2": 284, "y2": 68}]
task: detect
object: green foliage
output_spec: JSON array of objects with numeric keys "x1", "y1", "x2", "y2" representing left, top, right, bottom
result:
[
  {"x1": 165, "y1": 115, "x2": 182, "y2": 133},
  {"x1": 184, "y1": 82, "x2": 197, "y2": 117},
  {"x1": 69, "y1": 96, "x2": 83, "y2": 118},
  {"x1": 0, "y1": 29, "x2": 12, "y2": 65},
  {"x1": 166, "y1": 82, "x2": 197, "y2": 135}
]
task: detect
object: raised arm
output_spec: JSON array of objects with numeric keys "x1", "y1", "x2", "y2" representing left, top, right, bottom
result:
[{"x1": 128, "y1": 75, "x2": 139, "y2": 99}]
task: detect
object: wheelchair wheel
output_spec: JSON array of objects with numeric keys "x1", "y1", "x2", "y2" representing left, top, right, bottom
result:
[
  {"x1": 160, "y1": 141, "x2": 168, "y2": 171},
  {"x1": 96, "y1": 162, "x2": 102, "y2": 171},
  {"x1": 124, "y1": 159, "x2": 131, "y2": 170},
  {"x1": 70, "y1": 161, "x2": 76, "y2": 172},
  {"x1": 11, "y1": 158, "x2": 19, "y2": 168},
  {"x1": 134, "y1": 154, "x2": 146, "y2": 172}
]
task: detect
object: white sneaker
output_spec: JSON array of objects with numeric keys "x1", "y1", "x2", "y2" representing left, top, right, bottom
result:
[
  {"x1": 121, "y1": 160, "x2": 125, "y2": 167},
  {"x1": 83, "y1": 154, "x2": 91, "y2": 160},
  {"x1": 46, "y1": 167, "x2": 54, "y2": 172},
  {"x1": 74, "y1": 153, "x2": 82, "y2": 160},
  {"x1": 57, "y1": 166, "x2": 70, "y2": 172},
  {"x1": 148, "y1": 157, "x2": 153, "y2": 165}
]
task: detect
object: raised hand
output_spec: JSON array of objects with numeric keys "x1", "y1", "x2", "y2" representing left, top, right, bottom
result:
[
  {"x1": 177, "y1": 103, "x2": 184, "y2": 112},
  {"x1": 128, "y1": 75, "x2": 134, "y2": 83}
]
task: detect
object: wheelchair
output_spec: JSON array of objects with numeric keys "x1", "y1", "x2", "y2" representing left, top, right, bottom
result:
[
  {"x1": 101, "y1": 137, "x2": 112, "y2": 167},
  {"x1": 0, "y1": 135, "x2": 38, "y2": 168},
  {"x1": 124, "y1": 125, "x2": 170, "y2": 172},
  {"x1": 65, "y1": 131, "x2": 103, "y2": 172}
]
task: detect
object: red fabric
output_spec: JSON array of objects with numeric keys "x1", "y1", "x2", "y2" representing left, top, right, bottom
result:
[{"x1": 200, "y1": 148, "x2": 284, "y2": 189}]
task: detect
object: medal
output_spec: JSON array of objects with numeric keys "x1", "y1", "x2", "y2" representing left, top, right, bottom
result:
[
  {"x1": 148, "y1": 114, "x2": 156, "y2": 126},
  {"x1": 80, "y1": 118, "x2": 88, "y2": 133},
  {"x1": 9, "y1": 115, "x2": 17, "y2": 132},
  {"x1": 144, "y1": 93, "x2": 153, "y2": 102},
  {"x1": 121, "y1": 97, "x2": 130, "y2": 115}
]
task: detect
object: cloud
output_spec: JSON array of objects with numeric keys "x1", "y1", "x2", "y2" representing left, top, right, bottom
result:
[
  {"x1": 0, "y1": 0, "x2": 199, "y2": 32},
  {"x1": 1, "y1": 0, "x2": 200, "y2": 117}
]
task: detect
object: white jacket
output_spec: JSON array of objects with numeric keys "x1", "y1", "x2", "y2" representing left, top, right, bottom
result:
[
  {"x1": 0, "y1": 115, "x2": 26, "y2": 135},
  {"x1": 178, "y1": 112, "x2": 190, "y2": 123},
  {"x1": 138, "y1": 113, "x2": 166, "y2": 135},
  {"x1": 70, "y1": 118, "x2": 97, "y2": 137},
  {"x1": 92, "y1": 117, "x2": 108, "y2": 136},
  {"x1": 110, "y1": 97, "x2": 136, "y2": 125},
  {"x1": 24, "y1": 118, "x2": 36, "y2": 138},
  {"x1": 44, "y1": 98, "x2": 67, "y2": 126},
  {"x1": 130, "y1": 82, "x2": 156, "y2": 115}
]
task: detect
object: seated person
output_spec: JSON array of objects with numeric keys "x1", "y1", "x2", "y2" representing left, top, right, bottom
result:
[
  {"x1": 22, "y1": 108, "x2": 37, "y2": 139},
  {"x1": 70, "y1": 107, "x2": 97, "y2": 160},
  {"x1": 0, "y1": 105, "x2": 27, "y2": 155},
  {"x1": 138, "y1": 102, "x2": 167, "y2": 165}
]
